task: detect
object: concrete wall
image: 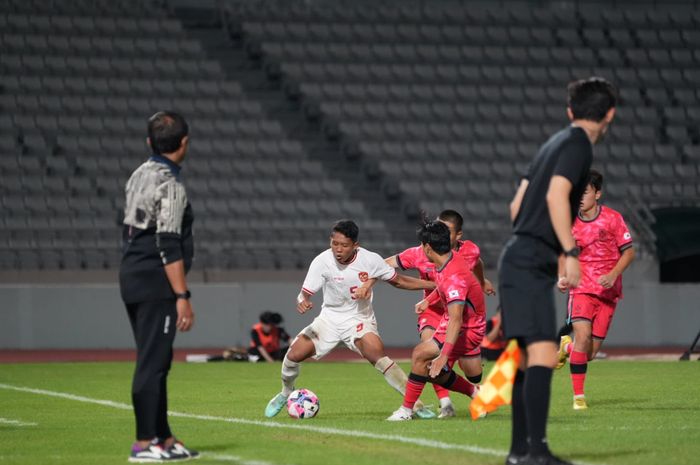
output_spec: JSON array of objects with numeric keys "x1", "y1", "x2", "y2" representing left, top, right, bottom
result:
[{"x1": 1, "y1": 261, "x2": 699, "y2": 349}]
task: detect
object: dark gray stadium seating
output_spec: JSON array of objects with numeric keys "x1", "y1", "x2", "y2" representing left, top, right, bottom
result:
[{"x1": 1, "y1": 0, "x2": 699, "y2": 270}]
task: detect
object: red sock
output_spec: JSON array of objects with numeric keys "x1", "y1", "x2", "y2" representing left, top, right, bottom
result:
[
  {"x1": 433, "y1": 383, "x2": 451, "y2": 399},
  {"x1": 403, "y1": 379, "x2": 426, "y2": 409},
  {"x1": 442, "y1": 371, "x2": 476, "y2": 398},
  {"x1": 569, "y1": 350, "x2": 588, "y2": 396}
]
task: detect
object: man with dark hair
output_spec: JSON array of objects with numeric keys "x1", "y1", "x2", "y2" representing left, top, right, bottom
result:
[
  {"x1": 248, "y1": 311, "x2": 290, "y2": 362},
  {"x1": 555, "y1": 169, "x2": 635, "y2": 410},
  {"x1": 378, "y1": 209, "x2": 494, "y2": 418},
  {"x1": 387, "y1": 221, "x2": 486, "y2": 421},
  {"x1": 264, "y1": 220, "x2": 437, "y2": 418},
  {"x1": 499, "y1": 77, "x2": 617, "y2": 465},
  {"x1": 120, "y1": 111, "x2": 198, "y2": 462}
]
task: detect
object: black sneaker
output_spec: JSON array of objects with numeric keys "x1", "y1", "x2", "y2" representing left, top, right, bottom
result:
[
  {"x1": 167, "y1": 440, "x2": 200, "y2": 461},
  {"x1": 129, "y1": 439, "x2": 172, "y2": 463},
  {"x1": 527, "y1": 453, "x2": 574, "y2": 465}
]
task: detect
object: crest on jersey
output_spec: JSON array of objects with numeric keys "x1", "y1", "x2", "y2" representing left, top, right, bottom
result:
[
  {"x1": 623, "y1": 232, "x2": 631, "y2": 240},
  {"x1": 448, "y1": 289, "x2": 460, "y2": 298},
  {"x1": 358, "y1": 272, "x2": 369, "y2": 282}
]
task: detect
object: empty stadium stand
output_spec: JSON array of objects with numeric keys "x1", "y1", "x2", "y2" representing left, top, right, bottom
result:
[{"x1": 1, "y1": 0, "x2": 699, "y2": 271}]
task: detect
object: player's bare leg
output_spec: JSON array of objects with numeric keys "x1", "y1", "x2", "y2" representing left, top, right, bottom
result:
[
  {"x1": 265, "y1": 334, "x2": 315, "y2": 417},
  {"x1": 388, "y1": 340, "x2": 477, "y2": 421},
  {"x1": 569, "y1": 321, "x2": 592, "y2": 409},
  {"x1": 419, "y1": 327, "x2": 454, "y2": 418},
  {"x1": 355, "y1": 333, "x2": 435, "y2": 419}
]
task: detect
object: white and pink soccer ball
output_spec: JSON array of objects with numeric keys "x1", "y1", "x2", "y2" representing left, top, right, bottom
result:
[{"x1": 286, "y1": 388, "x2": 320, "y2": 419}]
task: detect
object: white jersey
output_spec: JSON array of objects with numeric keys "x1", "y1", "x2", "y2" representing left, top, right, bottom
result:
[{"x1": 301, "y1": 247, "x2": 397, "y2": 325}]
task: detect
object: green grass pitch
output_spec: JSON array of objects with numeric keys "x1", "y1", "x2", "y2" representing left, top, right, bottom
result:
[{"x1": 0, "y1": 360, "x2": 698, "y2": 465}]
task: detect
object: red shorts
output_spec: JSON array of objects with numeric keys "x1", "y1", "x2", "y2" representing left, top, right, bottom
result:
[
  {"x1": 433, "y1": 317, "x2": 485, "y2": 361},
  {"x1": 417, "y1": 308, "x2": 443, "y2": 334},
  {"x1": 568, "y1": 293, "x2": 617, "y2": 340}
]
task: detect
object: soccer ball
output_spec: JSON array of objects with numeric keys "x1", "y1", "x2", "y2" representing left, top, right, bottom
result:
[{"x1": 287, "y1": 388, "x2": 320, "y2": 419}]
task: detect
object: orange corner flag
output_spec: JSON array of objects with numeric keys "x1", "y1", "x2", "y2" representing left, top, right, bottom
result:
[{"x1": 470, "y1": 339, "x2": 521, "y2": 420}]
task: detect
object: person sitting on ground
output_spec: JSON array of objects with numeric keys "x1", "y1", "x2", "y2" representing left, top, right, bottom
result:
[{"x1": 248, "y1": 311, "x2": 290, "y2": 362}]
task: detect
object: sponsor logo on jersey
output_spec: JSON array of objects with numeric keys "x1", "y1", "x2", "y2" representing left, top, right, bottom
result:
[{"x1": 358, "y1": 271, "x2": 369, "y2": 282}]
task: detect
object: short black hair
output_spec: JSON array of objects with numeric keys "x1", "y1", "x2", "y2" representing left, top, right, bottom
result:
[
  {"x1": 148, "y1": 111, "x2": 189, "y2": 155},
  {"x1": 331, "y1": 219, "x2": 359, "y2": 242},
  {"x1": 567, "y1": 77, "x2": 618, "y2": 122},
  {"x1": 587, "y1": 169, "x2": 603, "y2": 192},
  {"x1": 260, "y1": 311, "x2": 283, "y2": 325},
  {"x1": 417, "y1": 220, "x2": 451, "y2": 255},
  {"x1": 438, "y1": 209, "x2": 463, "y2": 232}
]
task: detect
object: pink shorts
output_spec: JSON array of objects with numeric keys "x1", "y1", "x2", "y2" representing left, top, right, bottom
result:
[
  {"x1": 417, "y1": 308, "x2": 443, "y2": 334},
  {"x1": 568, "y1": 293, "x2": 617, "y2": 340},
  {"x1": 433, "y1": 317, "x2": 485, "y2": 361}
]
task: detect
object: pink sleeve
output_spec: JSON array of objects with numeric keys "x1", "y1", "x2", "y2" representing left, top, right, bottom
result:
[
  {"x1": 397, "y1": 246, "x2": 421, "y2": 270},
  {"x1": 425, "y1": 289, "x2": 441, "y2": 306},
  {"x1": 614, "y1": 213, "x2": 633, "y2": 250},
  {"x1": 442, "y1": 275, "x2": 468, "y2": 305}
]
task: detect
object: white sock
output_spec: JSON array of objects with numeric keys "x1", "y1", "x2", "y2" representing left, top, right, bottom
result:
[
  {"x1": 281, "y1": 355, "x2": 300, "y2": 396},
  {"x1": 374, "y1": 356, "x2": 407, "y2": 395},
  {"x1": 439, "y1": 397, "x2": 453, "y2": 409}
]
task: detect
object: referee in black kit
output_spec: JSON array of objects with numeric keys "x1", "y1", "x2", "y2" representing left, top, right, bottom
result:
[
  {"x1": 498, "y1": 78, "x2": 617, "y2": 465},
  {"x1": 120, "y1": 111, "x2": 199, "y2": 462}
]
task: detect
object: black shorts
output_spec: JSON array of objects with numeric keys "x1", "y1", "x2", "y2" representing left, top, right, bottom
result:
[{"x1": 498, "y1": 235, "x2": 559, "y2": 344}]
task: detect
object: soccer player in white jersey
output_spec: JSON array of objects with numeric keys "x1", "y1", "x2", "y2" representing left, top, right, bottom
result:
[{"x1": 264, "y1": 220, "x2": 438, "y2": 418}]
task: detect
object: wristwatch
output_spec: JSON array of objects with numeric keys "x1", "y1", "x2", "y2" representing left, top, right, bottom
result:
[
  {"x1": 563, "y1": 247, "x2": 580, "y2": 258},
  {"x1": 175, "y1": 290, "x2": 191, "y2": 300}
]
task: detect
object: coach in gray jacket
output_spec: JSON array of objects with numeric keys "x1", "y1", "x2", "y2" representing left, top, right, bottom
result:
[{"x1": 119, "y1": 111, "x2": 199, "y2": 462}]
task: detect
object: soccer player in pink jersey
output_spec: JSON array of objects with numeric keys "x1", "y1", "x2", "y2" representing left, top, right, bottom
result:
[
  {"x1": 383, "y1": 209, "x2": 494, "y2": 417},
  {"x1": 387, "y1": 221, "x2": 487, "y2": 421},
  {"x1": 556, "y1": 170, "x2": 635, "y2": 410}
]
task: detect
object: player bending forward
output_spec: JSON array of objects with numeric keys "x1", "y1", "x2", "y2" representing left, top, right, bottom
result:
[
  {"x1": 556, "y1": 170, "x2": 635, "y2": 410},
  {"x1": 265, "y1": 220, "x2": 437, "y2": 418},
  {"x1": 387, "y1": 221, "x2": 486, "y2": 421},
  {"x1": 384, "y1": 209, "x2": 494, "y2": 418}
]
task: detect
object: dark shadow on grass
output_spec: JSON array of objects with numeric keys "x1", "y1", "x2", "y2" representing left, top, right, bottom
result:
[{"x1": 569, "y1": 448, "x2": 645, "y2": 461}]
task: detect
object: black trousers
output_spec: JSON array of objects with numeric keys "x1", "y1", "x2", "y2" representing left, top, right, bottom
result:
[{"x1": 126, "y1": 299, "x2": 177, "y2": 441}]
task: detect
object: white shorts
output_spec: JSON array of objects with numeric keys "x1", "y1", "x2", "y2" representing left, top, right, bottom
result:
[{"x1": 297, "y1": 314, "x2": 380, "y2": 360}]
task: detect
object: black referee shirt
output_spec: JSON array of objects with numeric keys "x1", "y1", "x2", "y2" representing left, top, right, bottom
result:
[{"x1": 513, "y1": 125, "x2": 592, "y2": 252}]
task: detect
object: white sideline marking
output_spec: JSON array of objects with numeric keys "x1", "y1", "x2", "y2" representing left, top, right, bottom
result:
[
  {"x1": 0, "y1": 383, "x2": 603, "y2": 465},
  {"x1": 208, "y1": 453, "x2": 290, "y2": 465},
  {"x1": 0, "y1": 417, "x2": 38, "y2": 427}
]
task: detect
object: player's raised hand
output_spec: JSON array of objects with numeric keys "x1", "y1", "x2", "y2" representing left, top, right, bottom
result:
[
  {"x1": 415, "y1": 299, "x2": 429, "y2": 314},
  {"x1": 564, "y1": 256, "x2": 581, "y2": 288},
  {"x1": 483, "y1": 278, "x2": 496, "y2": 296},
  {"x1": 428, "y1": 354, "x2": 448, "y2": 378}
]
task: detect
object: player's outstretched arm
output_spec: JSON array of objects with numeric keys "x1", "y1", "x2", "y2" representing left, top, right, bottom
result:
[
  {"x1": 429, "y1": 302, "x2": 463, "y2": 377},
  {"x1": 353, "y1": 278, "x2": 377, "y2": 300},
  {"x1": 388, "y1": 273, "x2": 436, "y2": 291},
  {"x1": 598, "y1": 247, "x2": 635, "y2": 288},
  {"x1": 385, "y1": 255, "x2": 399, "y2": 268},
  {"x1": 473, "y1": 258, "x2": 496, "y2": 295}
]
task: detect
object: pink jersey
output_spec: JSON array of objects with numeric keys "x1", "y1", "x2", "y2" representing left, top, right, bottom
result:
[
  {"x1": 571, "y1": 205, "x2": 633, "y2": 302},
  {"x1": 396, "y1": 240, "x2": 481, "y2": 315},
  {"x1": 433, "y1": 253, "x2": 486, "y2": 332}
]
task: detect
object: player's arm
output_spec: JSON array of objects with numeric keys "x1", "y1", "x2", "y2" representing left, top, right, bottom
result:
[
  {"x1": 509, "y1": 178, "x2": 529, "y2": 222},
  {"x1": 387, "y1": 273, "x2": 436, "y2": 291},
  {"x1": 353, "y1": 254, "x2": 401, "y2": 299},
  {"x1": 415, "y1": 289, "x2": 440, "y2": 313},
  {"x1": 296, "y1": 289, "x2": 314, "y2": 314},
  {"x1": 472, "y1": 258, "x2": 496, "y2": 295},
  {"x1": 428, "y1": 301, "x2": 464, "y2": 377},
  {"x1": 598, "y1": 247, "x2": 635, "y2": 288},
  {"x1": 547, "y1": 175, "x2": 580, "y2": 287},
  {"x1": 385, "y1": 255, "x2": 399, "y2": 268}
]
